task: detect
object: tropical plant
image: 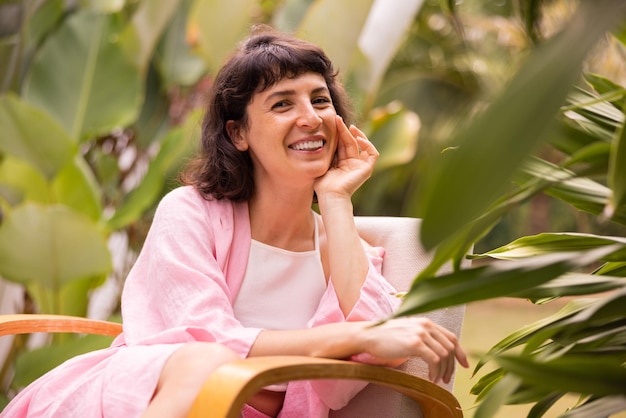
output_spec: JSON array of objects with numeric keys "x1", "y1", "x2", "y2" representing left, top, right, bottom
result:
[{"x1": 391, "y1": 0, "x2": 626, "y2": 416}]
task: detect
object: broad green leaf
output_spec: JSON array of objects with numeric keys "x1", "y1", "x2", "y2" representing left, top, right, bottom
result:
[
  {"x1": 106, "y1": 110, "x2": 201, "y2": 230},
  {"x1": 0, "y1": 156, "x2": 48, "y2": 205},
  {"x1": 52, "y1": 156, "x2": 102, "y2": 221},
  {"x1": 296, "y1": 0, "x2": 374, "y2": 75},
  {"x1": 23, "y1": 10, "x2": 141, "y2": 139},
  {"x1": 154, "y1": 0, "x2": 206, "y2": 88},
  {"x1": 26, "y1": 274, "x2": 104, "y2": 317},
  {"x1": 132, "y1": 67, "x2": 171, "y2": 149},
  {"x1": 0, "y1": 204, "x2": 111, "y2": 288},
  {"x1": 470, "y1": 233, "x2": 626, "y2": 261},
  {"x1": 0, "y1": 94, "x2": 75, "y2": 179},
  {"x1": 190, "y1": 0, "x2": 257, "y2": 75},
  {"x1": 272, "y1": 0, "x2": 314, "y2": 32},
  {"x1": 418, "y1": 0, "x2": 624, "y2": 250},
  {"x1": 367, "y1": 102, "x2": 420, "y2": 172},
  {"x1": 121, "y1": 0, "x2": 183, "y2": 72},
  {"x1": 80, "y1": 0, "x2": 124, "y2": 13},
  {"x1": 495, "y1": 353, "x2": 626, "y2": 396},
  {"x1": 394, "y1": 245, "x2": 620, "y2": 318}
]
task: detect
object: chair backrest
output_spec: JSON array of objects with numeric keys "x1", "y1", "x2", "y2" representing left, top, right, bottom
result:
[{"x1": 330, "y1": 216, "x2": 468, "y2": 418}]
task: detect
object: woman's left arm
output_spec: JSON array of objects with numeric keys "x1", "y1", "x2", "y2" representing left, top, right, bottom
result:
[{"x1": 314, "y1": 115, "x2": 379, "y2": 316}]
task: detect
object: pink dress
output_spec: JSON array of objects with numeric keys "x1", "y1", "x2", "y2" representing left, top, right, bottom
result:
[{"x1": 1, "y1": 186, "x2": 400, "y2": 418}]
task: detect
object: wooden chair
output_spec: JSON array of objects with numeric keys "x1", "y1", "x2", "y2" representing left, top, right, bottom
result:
[{"x1": 0, "y1": 217, "x2": 466, "y2": 417}]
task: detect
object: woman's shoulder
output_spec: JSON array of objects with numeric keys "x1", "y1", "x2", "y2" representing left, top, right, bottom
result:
[
  {"x1": 159, "y1": 186, "x2": 226, "y2": 209},
  {"x1": 157, "y1": 186, "x2": 245, "y2": 221}
]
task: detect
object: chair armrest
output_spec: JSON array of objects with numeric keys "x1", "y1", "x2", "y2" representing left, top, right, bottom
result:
[
  {"x1": 0, "y1": 314, "x2": 122, "y2": 337},
  {"x1": 188, "y1": 356, "x2": 462, "y2": 418}
]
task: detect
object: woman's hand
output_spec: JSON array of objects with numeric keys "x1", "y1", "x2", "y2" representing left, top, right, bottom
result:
[
  {"x1": 357, "y1": 317, "x2": 469, "y2": 384},
  {"x1": 314, "y1": 115, "x2": 379, "y2": 200}
]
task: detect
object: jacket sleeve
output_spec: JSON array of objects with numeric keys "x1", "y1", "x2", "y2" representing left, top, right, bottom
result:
[{"x1": 119, "y1": 187, "x2": 262, "y2": 357}]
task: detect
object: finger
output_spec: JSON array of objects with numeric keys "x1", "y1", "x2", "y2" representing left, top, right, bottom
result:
[
  {"x1": 335, "y1": 115, "x2": 360, "y2": 159},
  {"x1": 455, "y1": 344, "x2": 470, "y2": 369},
  {"x1": 355, "y1": 135, "x2": 379, "y2": 159}
]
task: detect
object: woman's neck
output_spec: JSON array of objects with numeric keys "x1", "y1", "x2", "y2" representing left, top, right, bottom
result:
[{"x1": 248, "y1": 189, "x2": 316, "y2": 251}]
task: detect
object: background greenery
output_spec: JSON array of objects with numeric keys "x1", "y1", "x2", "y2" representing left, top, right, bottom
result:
[{"x1": 0, "y1": 0, "x2": 625, "y2": 416}]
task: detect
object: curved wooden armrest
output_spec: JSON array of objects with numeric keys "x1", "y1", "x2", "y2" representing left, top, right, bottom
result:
[
  {"x1": 0, "y1": 314, "x2": 122, "y2": 337},
  {"x1": 189, "y1": 356, "x2": 463, "y2": 418}
]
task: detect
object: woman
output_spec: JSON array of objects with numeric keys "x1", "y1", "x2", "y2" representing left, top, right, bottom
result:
[{"x1": 1, "y1": 27, "x2": 467, "y2": 418}]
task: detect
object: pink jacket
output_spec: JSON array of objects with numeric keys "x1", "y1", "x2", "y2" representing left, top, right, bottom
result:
[{"x1": 1, "y1": 186, "x2": 400, "y2": 418}]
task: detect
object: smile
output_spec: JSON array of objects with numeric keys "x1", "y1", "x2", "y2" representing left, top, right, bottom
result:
[{"x1": 289, "y1": 140, "x2": 325, "y2": 151}]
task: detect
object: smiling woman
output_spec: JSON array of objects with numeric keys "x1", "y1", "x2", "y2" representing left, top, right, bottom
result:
[{"x1": 0, "y1": 26, "x2": 467, "y2": 418}]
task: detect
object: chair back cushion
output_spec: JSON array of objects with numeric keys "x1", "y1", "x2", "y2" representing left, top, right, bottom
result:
[{"x1": 330, "y1": 217, "x2": 468, "y2": 417}]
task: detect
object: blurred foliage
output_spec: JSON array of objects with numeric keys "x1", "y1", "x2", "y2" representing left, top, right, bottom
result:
[{"x1": 1, "y1": 0, "x2": 626, "y2": 416}]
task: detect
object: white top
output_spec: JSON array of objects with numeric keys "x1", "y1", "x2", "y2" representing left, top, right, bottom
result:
[{"x1": 233, "y1": 213, "x2": 327, "y2": 330}]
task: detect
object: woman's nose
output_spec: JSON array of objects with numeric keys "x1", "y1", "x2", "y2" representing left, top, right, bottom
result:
[{"x1": 296, "y1": 104, "x2": 322, "y2": 129}]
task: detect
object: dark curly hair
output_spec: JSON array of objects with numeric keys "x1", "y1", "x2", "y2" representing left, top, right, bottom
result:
[{"x1": 179, "y1": 26, "x2": 354, "y2": 201}]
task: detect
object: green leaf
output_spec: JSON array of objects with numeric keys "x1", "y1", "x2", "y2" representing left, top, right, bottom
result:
[
  {"x1": 394, "y1": 245, "x2": 620, "y2": 318},
  {"x1": 154, "y1": 0, "x2": 206, "y2": 88},
  {"x1": 518, "y1": 157, "x2": 615, "y2": 221},
  {"x1": 473, "y1": 374, "x2": 522, "y2": 418},
  {"x1": 564, "y1": 87, "x2": 624, "y2": 131},
  {"x1": 474, "y1": 299, "x2": 593, "y2": 373},
  {"x1": 191, "y1": 0, "x2": 257, "y2": 75},
  {"x1": 367, "y1": 102, "x2": 420, "y2": 172},
  {"x1": 0, "y1": 156, "x2": 48, "y2": 205},
  {"x1": 106, "y1": 110, "x2": 201, "y2": 230},
  {"x1": 495, "y1": 353, "x2": 626, "y2": 396},
  {"x1": 563, "y1": 141, "x2": 610, "y2": 173},
  {"x1": 0, "y1": 94, "x2": 75, "y2": 180},
  {"x1": 52, "y1": 156, "x2": 102, "y2": 221},
  {"x1": 510, "y1": 273, "x2": 626, "y2": 300},
  {"x1": 470, "y1": 233, "x2": 626, "y2": 261},
  {"x1": 606, "y1": 109, "x2": 626, "y2": 220},
  {"x1": 559, "y1": 395, "x2": 626, "y2": 418},
  {"x1": 418, "y1": 0, "x2": 625, "y2": 250},
  {"x1": 23, "y1": 10, "x2": 141, "y2": 139},
  {"x1": 0, "y1": 203, "x2": 111, "y2": 288},
  {"x1": 584, "y1": 72, "x2": 626, "y2": 110},
  {"x1": 121, "y1": 0, "x2": 183, "y2": 72},
  {"x1": 594, "y1": 261, "x2": 626, "y2": 276},
  {"x1": 296, "y1": 0, "x2": 374, "y2": 75}
]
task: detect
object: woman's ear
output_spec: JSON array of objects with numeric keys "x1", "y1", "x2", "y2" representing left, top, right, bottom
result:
[{"x1": 226, "y1": 120, "x2": 248, "y2": 151}]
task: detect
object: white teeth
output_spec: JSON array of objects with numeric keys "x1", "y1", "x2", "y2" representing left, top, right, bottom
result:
[{"x1": 290, "y1": 140, "x2": 324, "y2": 151}]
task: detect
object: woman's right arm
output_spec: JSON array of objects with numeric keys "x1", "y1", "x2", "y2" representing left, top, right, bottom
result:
[{"x1": 249, "y1": 317, "x2": 468, "y2": 385}]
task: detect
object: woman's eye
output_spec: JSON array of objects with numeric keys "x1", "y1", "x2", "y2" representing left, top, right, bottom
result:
[
  {"x1": 271, "y1": 100, "x2": 290, "y2": 110},
  {"x1": 313, "y1": 97, "x2": 331, "y2": 106}
]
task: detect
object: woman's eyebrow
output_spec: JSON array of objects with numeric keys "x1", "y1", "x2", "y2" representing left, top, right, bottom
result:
[{"x1": 264, "y1": 86, "x2": 330, "y2": 104}]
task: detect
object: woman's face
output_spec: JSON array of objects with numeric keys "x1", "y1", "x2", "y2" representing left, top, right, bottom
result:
[{"x1": 228, "y1": 72, "x2": 338, "y2": 188}]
